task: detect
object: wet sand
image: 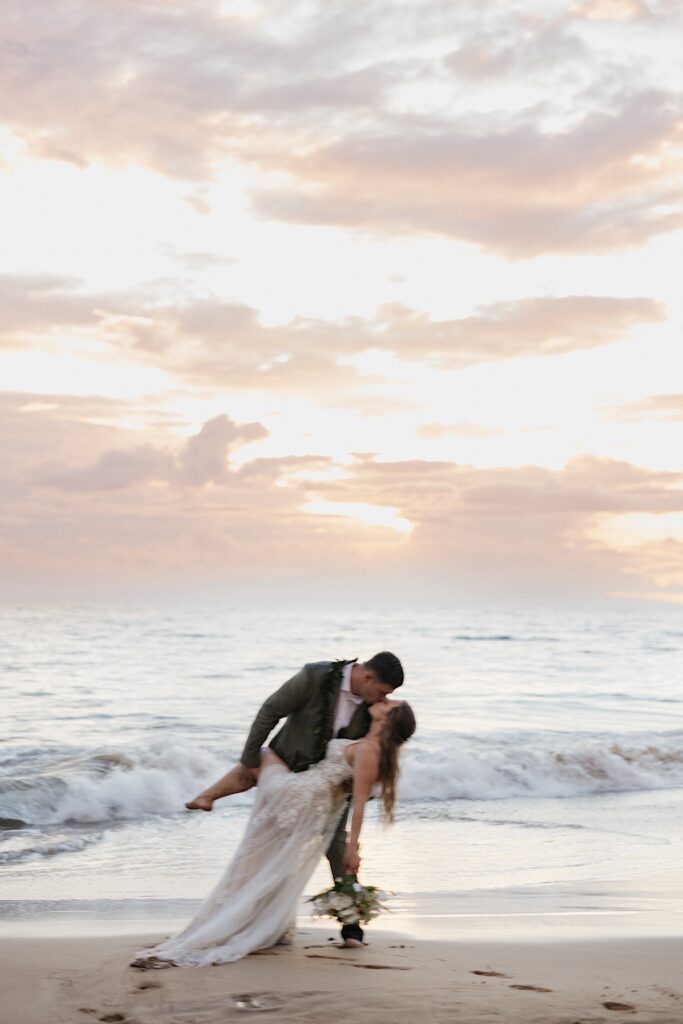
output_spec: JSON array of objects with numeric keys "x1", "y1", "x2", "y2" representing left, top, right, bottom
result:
[{"x1": 2, "y1": 926, "x2": 682, "y2": 1024}]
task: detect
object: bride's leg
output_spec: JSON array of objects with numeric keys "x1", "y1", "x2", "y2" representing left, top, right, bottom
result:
[
  {"x1": 185, "y1": 749, "x2": 288, "y2": 811},
  {"x1": 254, "y1": 748, "x2": 288, "y2": 777},
  {"x1": 185, "y1": 764, "x2": 257, "y2": 811}
]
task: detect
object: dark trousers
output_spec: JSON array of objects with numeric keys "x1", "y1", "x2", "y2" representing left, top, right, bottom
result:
[{"x1": 325, "y1": 800, "x2": 351, "y2": 881}]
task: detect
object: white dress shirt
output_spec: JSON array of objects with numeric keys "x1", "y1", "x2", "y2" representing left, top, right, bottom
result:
[{"x1": 333, "y1": 661, "x2": 363, "y2": 736}]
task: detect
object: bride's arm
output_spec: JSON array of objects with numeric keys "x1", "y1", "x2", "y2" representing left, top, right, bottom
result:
[{"x1": 344, "y1": 744, "x2": 379, "y2": 875}]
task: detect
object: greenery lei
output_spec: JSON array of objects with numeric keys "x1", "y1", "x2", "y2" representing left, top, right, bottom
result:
[{"x1": 312, "y1": 657, "x2": 358, "y2": 764}]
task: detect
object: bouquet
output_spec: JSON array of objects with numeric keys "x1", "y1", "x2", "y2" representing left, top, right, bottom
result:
[{"x1": 307, "y1": 874, "x2": 391, "y2": 926}]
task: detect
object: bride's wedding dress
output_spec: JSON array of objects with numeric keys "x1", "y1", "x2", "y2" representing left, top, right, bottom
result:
[{"x1": 133, "y1": 739, "x2": 354, "y2": 967}]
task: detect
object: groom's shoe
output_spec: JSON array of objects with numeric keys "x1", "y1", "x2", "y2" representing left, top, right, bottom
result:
[{"x1": 341, "y1": 923, "x2": 364, "y2": 947}]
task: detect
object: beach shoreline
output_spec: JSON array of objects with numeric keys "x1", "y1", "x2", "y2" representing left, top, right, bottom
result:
[
  {"x1": 4, "y1": 880, "x2": 683, "y2": 940},
  {"x1": 2, "y1": 925, "x2": 682, "y2": 1024}
]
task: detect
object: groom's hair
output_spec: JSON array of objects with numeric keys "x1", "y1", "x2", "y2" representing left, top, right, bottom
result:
[{"x1": 365, "y1": 651, "x2": 404, "y2": 688}]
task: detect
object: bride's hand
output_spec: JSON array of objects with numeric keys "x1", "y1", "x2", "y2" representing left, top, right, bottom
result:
[{"x1": 343, "y1": 842, "x2": 360, "y2": 875}]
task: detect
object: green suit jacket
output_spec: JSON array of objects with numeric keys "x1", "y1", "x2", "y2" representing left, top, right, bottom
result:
[{"x1": 240, "y1": 660, "x2": 372, "y2": 773}]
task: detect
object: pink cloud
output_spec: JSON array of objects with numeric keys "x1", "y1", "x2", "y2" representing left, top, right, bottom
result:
[
  {"x1": 1, "y1": 2, "x2": 679, "y2": 260},
  {"x1": 312, "y1": 453, "x2": 683, "y2": 519},
  {"x1": 606, "y1": 393, "x2": 683, "y2": 421},
  {"x1": 0, "y1": 274, "x2": 663, "y2": 389},
  {"x1": 417, "y1": 422, "x2": 502, "y2": 440},
  {"x1": 175, "y1": 415, "x2": 268, "y2": 487},
  {"x1": 37, "y1": 444, "x2": 173, "y2": 492},
  {"x1": 250, "y1": 90, "x2": 683, "y2": 257},
  {"x1": 2, "y1": 396, "x2": 682, "y2": 600},
  {"x1": 573, "y1": 0, "x2": 652, "y2": 21},
  {"x1": 35, "y1": 414, "x2": 268, "y2": 491},
  {"x1": 0, "y1": 274, "x2": 105, "y2": 345},
  {"x1": 444, "y1": 15, "x2": 587, "y2": 79},
  {"x1": 0, "y1": 0, "x2": 398, "y2": 179}
]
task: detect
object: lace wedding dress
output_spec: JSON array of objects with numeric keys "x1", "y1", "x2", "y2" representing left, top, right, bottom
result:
[{"x1": 133, "y1": 738, "x2": 354, "y2": 967}]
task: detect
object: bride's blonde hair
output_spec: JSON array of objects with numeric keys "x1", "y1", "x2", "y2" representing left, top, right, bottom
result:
[{"x1": 377, "y1": 702, "x2": 416, "y2": 823}]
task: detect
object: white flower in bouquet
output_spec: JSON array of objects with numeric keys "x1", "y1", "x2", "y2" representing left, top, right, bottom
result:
[
  {"x1": 328, "y1": 894, "x2": 353, "y2": 911},
  {"x1": 308, "y1": 875, "x2": 392, "y2": 926}
]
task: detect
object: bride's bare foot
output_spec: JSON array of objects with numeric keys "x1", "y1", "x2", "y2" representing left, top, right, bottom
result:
[{"x1": 185, "y1": 796, "x2": 213, "y2": 811}]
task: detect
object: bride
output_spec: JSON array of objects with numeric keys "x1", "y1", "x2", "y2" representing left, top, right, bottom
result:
[{"x1": 132, "y1": 699, "x2": 416, "y2": 968}]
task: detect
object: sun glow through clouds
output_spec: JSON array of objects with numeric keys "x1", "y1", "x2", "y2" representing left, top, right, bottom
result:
[{"x1": 302, "y1": 502, "x2": 415, "y2": 535}]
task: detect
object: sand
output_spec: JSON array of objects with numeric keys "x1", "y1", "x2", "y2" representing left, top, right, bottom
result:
[{"x1": 1, "y1": 926, "x2": 682, "y2": 1024}]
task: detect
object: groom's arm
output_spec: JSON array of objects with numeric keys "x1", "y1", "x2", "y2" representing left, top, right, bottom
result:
[{"x1": 239, "y1": 664, "x2": 312, "y2": 769}]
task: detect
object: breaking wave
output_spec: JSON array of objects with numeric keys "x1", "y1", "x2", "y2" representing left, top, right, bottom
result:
[
  {"x1": 400, "y1": 732, "x2": 683, "y2": 800},
  {"x1": 3, "y1": 732, "x2": 683, "y2": 835}
]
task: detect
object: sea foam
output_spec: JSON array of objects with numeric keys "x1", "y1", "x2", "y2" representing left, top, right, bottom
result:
[
  {"x1": 399, "y1": 732, "x2": 683, "y2": 801},
  {"x1": 0, "y1": 740, "x2": 226, "y2": 827},
  {"x1": 2, "y1": 731, "x2": 683, "y2": 830}
]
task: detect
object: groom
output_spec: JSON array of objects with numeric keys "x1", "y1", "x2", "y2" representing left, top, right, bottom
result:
[{"x1": 186, "y1": 651, "x2": 404, "y2": 946}]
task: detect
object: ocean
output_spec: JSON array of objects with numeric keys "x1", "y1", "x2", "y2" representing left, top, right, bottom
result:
[{"x1": 2, "y1": 600, "x2": 683, "y2": 937}]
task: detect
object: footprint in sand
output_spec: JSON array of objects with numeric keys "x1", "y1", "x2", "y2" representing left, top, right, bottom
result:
[
  {"x1": 230, "y1": 993, "x2": 286, "y2": 1011},
  {"x1": 509, "y1": 984, "x2": 553, "y2": 992},
  {"x1": 305, "y1": 954, "x2": 349, "y2": 961},
  {"x1": 304, "y1": 954, "x2": 410, "y2": 970},
  {"x1": 472, "y1": 970, "x2": 509, "y2": 977},
  {"x1": 602, "y1": 1001, "x2": 636, "y2": 1012},
  {"x1": 304, "y1": 943, "x2": 362, "y2": 950},
  {"x1": 347, "y1": 963, "x2": 411, "y2": 970}
]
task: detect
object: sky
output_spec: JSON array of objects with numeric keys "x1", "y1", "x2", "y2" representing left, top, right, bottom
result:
[{"x1": 1, "y1": 0, "x2": 682, "y2": 606}]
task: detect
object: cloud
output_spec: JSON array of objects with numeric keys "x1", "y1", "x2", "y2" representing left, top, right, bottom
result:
[
  {"x1": 457, "y1": 456, "x2": 683, "y2": 514},
  {"x1": 444, "y1": 15, "x2": 587, "y2": 80},
  {"x1": 0, "y1": 274, "x2": 107, "y2": 345},
  {"x1": 36, "y1": 414, "x2": 268, "y2": 491},
  {"x1": 298, "y1": 453, "x2": 683, "y2": 597},
  {"x1": 175, "y1": 415, "x2": 268, "y2": 486},
  {"x1": 607, "y1": 393, "x2": 683, "y2": 421},
  {"x1": 311, "y1": 453, "x2": 683, "y2": 520},
  {"x1": 0, "y1": 0, "x2": 400, "y2": 179},
  {"x1": 2, "y1": 396, "x2": 682, "y2": 598},
  {"x1": 0, "y1": 400, "x2": 405, "y2": 591},
  {"x1": 369, "y1": 296, "x2": 663, "y2": 365},
  {"x1": 0, "y1": 1, "x2": 251, "y2": 178},
  {"x1": 0, "y1": 390, "x2": 131, "y2": 418},
  {"x1": 621, "y1": 537, "x2": 683, "y2": 588},
  {"x1": 157, "y1": 245, "x2": 238, "y2": 272},
  {"x1": 572, "y1": 0, "x2": 651, "y2": 21},
  {"x1": 417, "y1": 422, "x2": 501, "y2": 440},
  {"x1": 250, "y1": 90, "x2": 683, "y2": 257},
  {"x1": 107, "y1": 291, "x2": 664, "y2": 385},
  {"x1": 1, "y1": 274, "x2": 662, "y2": 389},
  {"x1": 3, "y1": 2, "x2": 680, "y2": 259},
  {"x1": 37, "y1": 444, "x2": 173, "y2": 492},
  {"x1": 149, "y1": 294, "x2": 663, "y2": 381},
  {"x1": 0, "y1": 391, "x2": 144, "y2": 482}
]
